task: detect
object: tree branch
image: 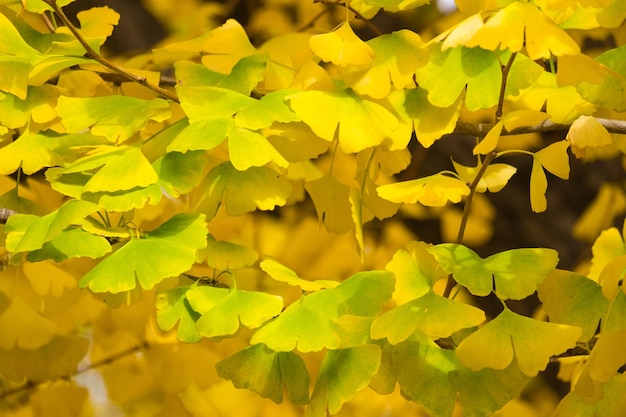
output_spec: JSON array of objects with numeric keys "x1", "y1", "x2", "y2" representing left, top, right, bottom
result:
[
  {"x1": 454, "y1": 117, "x2": 626, "y2": 137},
  {"x1": 42, "y1": 0, "x2": 179, "y2": 103}
]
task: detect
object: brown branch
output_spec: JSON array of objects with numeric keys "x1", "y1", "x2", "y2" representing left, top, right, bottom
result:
[
  {"x1": 454, "y1": 117, "x2": 626, "y2": 137},
  {"x1": 42, "y1": 0, "x2": 179, "y2": 103}
]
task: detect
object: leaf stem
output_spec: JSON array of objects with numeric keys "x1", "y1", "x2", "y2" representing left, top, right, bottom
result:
[
  {"x1": 42, "y1": 0, "x2": 179, "y2": 103},
  {"x1": 313, "y1": 0, "x2": 383, "y2": 36}
]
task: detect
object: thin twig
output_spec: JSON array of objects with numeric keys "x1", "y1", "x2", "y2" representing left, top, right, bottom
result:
[
  {"x1": 313, "y1": 0, "x2": 383, "y2": 36},
  {"x1": 455, "y1": 117, "x2": 626, "y2": 137},
  {"x1": 495, "y1": 52, "x2": 517, "y2": 120},
  {"x1": 42, "y1": 0, "x2": 179, "y2": 103}
]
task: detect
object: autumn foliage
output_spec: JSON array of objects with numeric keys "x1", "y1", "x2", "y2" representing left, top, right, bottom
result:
[{"x1": 1, "y1": 0, "x2": 626, "y2": 416}]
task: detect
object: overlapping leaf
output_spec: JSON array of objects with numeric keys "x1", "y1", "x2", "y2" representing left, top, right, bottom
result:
[
  {"x1": 79, "y1": 213, "x2": 207, "y2": 293},
  {"x1": 185, "y1": 284, "x2": 283, "y2": 339},
  {"x1": 456, "y1": 307, "x2": 581, "y2": 376},
  {"x1": 309, "y1": 21, "x2": 374, "y2": 67},
  {"x1": 251, "y1": 271, "x2": 394, "y2": 352},
  {"x1": 530, "y1": 140, "x2": 571, "y2": 212},
  {"x1": 192, "y1": 162, "x2": 292, "y2": 221},
  {"x1": 260, "y1": 257, "x2": 339, "y2": 292},
  {"x1": 155, "y1": 284, "x2": 202, "y2": 343},
  {"x1": 428, "y1": 243, "x2": 559, "y2": 299},
  {"x1": 377, "y1": 173, "x2": 470, "y2": 207},
  {"x1": 453, "y1": 160, "x2": 517, "y2": 193},
  {"x1": 287, "y1": 90, "x2": 399, "y2": 154},
  {"x1": 578, "y1": 44, "x2": 626, "y2": 112},
  {"x1": 216, "y1": 344, "x2": 310, "y2": 404}
]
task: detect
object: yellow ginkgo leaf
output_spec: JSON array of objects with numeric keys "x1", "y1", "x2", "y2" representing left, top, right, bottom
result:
[
  {"x1": 460, "y1": 2, "x2": 580, "y2": 60},
  {"x1": 377, "y1": 173, "x2": 470, "y2": 207},
  {"x1": 452, "y1": 160, "x2": 517, "y2": 193},
  {"x1": 530, "y1": 158, "x2": 548, "y2": 213},
  {"x1": 534, "y1": 140, "x2": 571, "y2": 179},
  {"x1": 557, "y1": 54, "x2": 613, "y2": 85},
  {"x1": 501, "y1": 110, "x2": 550, "y2": 131},
  {"x1": 309, "y1": 21, "x2": 374, "y2": 67},
  {"x1": 473, "y1": 121, "x2": 503, "y2": 155},
  {"x1": 566, "y1": 115, "x2": 613, "y2": 158},
  {"x1": 305, "y1": 174, "x2": 353, "y2": 233}
]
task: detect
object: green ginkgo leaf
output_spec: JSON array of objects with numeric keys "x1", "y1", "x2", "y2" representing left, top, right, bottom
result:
[
  {"x1": 251, "y1": 271, "x2": 394, "y2": 352},
  {"x1": 553, "y1": 374, "x2": 626, "y2": 417},
  {"x1": 177, "y1": 85, "x2": 256, "y2": 123},
  {"x1": 234, "y1": 90, "x2": 300, "y2": 130},
  {"x1": 537, "y1": 270, "x2": 609, "y2": 341},
  {"x1": 5, "y1": 200, "x2": 100, "y2": 254},
  {"x1": 287, "y1": 90, "x2": 399, "y2": 154},
  {"x1": 385, "y1": 241, "x2": 445, "y2": 304},
  {"x1": 197, "y1": 234, "x2": 259, "y2": 270},
  {"x1": 216, "y1": 344, "x2": 310, "y2": 405},
  {"x1": 186, "y1": 285, "x2": 283, "y2": 339},
  {"x1": 228, "y1": 124, "x2": 289, "y2": 170},
  {"x1": 308, "y1": 345, "x2": 381, "y2": 417},
  {"x1": 79, "y1": 213, "x2": 207, "y2": 293},
  {"x1": 377, "y1": 173, "x2": 470, "y2": 207},
  {"x1": 27, "y1": 228, "x2": 112, "y2": 263},
  {"x1": 155, "y1": 285, "x2": 202, "y2": 343},
  {"x1": 56, "y1": 96, "x2": 171, "y2": 143},
  {"x1": 260, "y1": 257, "x2": 339, "y2": 291},
  {"x1": 153, "y1": 150, "x2": 207, "y2": 198},
  {"x1": 428, "y1": 243, "x2": 559, "y2": 300},
  {"x1": 577, "y1": 45, "x2": 626, "y2": 112},
  {"x1": 456, "y1": 307, "x2": 581, "y2": 376},
  {"x1": 371, "y1": 290, "x2": 485, "y2": 343}
]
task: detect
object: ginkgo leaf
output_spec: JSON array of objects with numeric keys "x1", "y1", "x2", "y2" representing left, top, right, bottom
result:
[
  {"x1": 370, "y1": 290, "x2": 485, "y2": 343},
  {"x1": 166, "y1": 118, "x2": 230, "y2": 153},
  {"x1": 530, "y1": 157, "x2": 549, "y2": 213},
  {"x1": 197, "y1": 234, "x2": 259, "y2": 271},
  {"x1": 27, "y1": 228, "x2": 112, "y2": 263},
  {"x1": 5, "y1": 199, "x2": 99, "y2": 254},
  {"x1": 234, "y1": 90, "x2": 300, "y2": 130},
  {"x1": 0, "y1": 296, "x2": 56, "y2": 350},
  {"x1": 175, "y1": 54, "x2": 267, "y2": 96},
  {"x1": 554, "y1": 374, "x2": 626, "y2": 417},
  {"x1": 305, "y1": 174, "x2": 353, "y2": 234},
  {"x1": 177, "y1": 85, "x2": 256, "y2": 123},
  {"x1": 309, "y1": 21, "x2": 374, "y2": 67},
  {"x1": 79, "y1": 213, "x2": 208, "y2": 293},
  {"x1": 537, "y1": 270, "x2": 609, "y2": 341},
  {"x1": 456, "y1": 307, "x2": 581, "y2": 376},
  {"x1": 385, "y1": 88, "x2": 463, "y2": 149},
  {"x1": 597, "y1": 254, "x2": 626, "y2": 300},
  {"x1": 287, "y1": 90, "x2": 399, "y2": 154},
  {"x1": 501, "y1": 109, "x2": 550, "y2": 131},
  {"x1": 216, "y1": 344, "x2": 310, "y2": 405},
  {"x1": 153, "y1": 150, "x2": 207, "y2": 198},
  {"x1": 566, "y1": 115, "x2": 613, "y2": 158},
  {"x1": 155, "y1": 285, "x2": 202, "y2": 343},
  {"x1": 308, "y1": 345, "x2": 381, "y2": 417},
  {"x1": 535, "y1": 140, "x2": 571, "y2": 179},
  {"x1": 260, "y1": 257, "x2": 339, "y2": 291},
  {"x1": 578, "y1": 44, "x2": 626, "y2": 112},
  {"x1": 251, "y1": 271, "x2": 394, "y2": 352},
  {"x1": 385, "y1": 241, "x2": 446, "y2": 304},
  {"x1": 0, "y1": 131, "x2": 61, "y2": 175},
  {"x1": 587, "y1": 329, "x2": 626, "y2": 384},
  {"x1": 428, "y1": 244, "x2": 559, "y2": 299},
  {"x1": 556, "y1": 53, "x2": 613, "y2": 85},
  {"x1": 587, "y1": 224, "x2": 626, "y2": 281},
  {"x1": 415, "y1": 45, "x2": 501, "y2": 111},
  {"x1": 56, "y1": 96, "x2": 171, "y2": 143},
  {"x1": 473, "y1": 121, "x2": 503, "y2": 155},
  {"x1": 452, "y1": 160, "x2": 517, "y2": 193},
  {"x1": 338, "y1": 30, "x2": 426, "y2": 99},
  {"x1": 228, "y1": 125, "x2": 289, "y2": 170},
  {"x1": 377, "y1": 173, "x2": 470, "y2": 207},
  {"x1": 186, "y1": 285, "x2": 283, "y2": 339},
  {"x1": 450, "y1": 2, "x2": 580, "y2": 59}
]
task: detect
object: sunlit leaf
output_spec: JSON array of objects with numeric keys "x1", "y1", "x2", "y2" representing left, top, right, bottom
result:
[
  {"x1": 386, "y1": 241, "x2": 446, "y2": 304},
  {"x1": 228, "y1": 124, "x2": 289, "y2": 170},
  {"x1": 216, "y1": 344, "x2": 310, "y2": 404},
  {"x1": 473, "y1": 121, "x2": 503, "y2": 155},
  {"x1": 415, "y1": 45, "x2": 500, "y2": 111},
  {"x1": 56, "y1": 96, "x2": 171, "y2": 143},
  {"x1": 186, "y1": 285, "x2": 283, "y2": 338},
  {"x1": 556, "y1": 53, "x2": 613, "y2": 85},
  {"x1": 377, "y1": 173, "x2": 470, "y2": 207},
  {"x1": 155, "y1": 284, "x2": 202, "y2": 343},
  {"x1": 452, "y1": 160, "x2": 517, "y2": 193},
  {"x1": 578, "y1": 45, "x2": 626, "y2": 112},
  {"x1": 177, "y1": 85, "x2": 256, "y2": 123},
  {"x1": 193, "y1": 162, "x2": 292, "y2": 220},
  {"x1": 27, "y1": 228, "x2": 112, "y2": 262},
  {"x1": 308, "y1": 345, "x2": 381, "y2": 417},
  {"x1": 566, "y1": 115, "x2": 613, "y2": 158},
  {"x1": 79, "y1": 213, "x2": 207, "y2": 293},
  {"x1": 153, "y1": 150, "x2": 207, "y2": 198},
  {"x1": 287, "y1": 90, "x2": 399, "y2": 153},
  {"x1": 260, "y1": 257, "x2": 339, "y2": 292},
  {"x1": 309, "y1": 21, "x2": 374, "y2": 67},
  {"x1": 456, "y1": 307, "x2": 581, "y2": 376},
  {"x1": 428, "y1": 243, "x2": 559, "y2": 299},
  {"x1": 339, "y1": 30, "x2": 426, "y2": 99},
  {"x1": 5, "y1": 199, "x2": 99, "y2": 254},
  {"x1": 537, "y1": 270, "x2": 609, "y2": 341},
  {"x1": 587, "y1": 329, "x2": 626, "y2": 383},
  {"x1": 0, "y1": 130, "x2": 62, "y2": 175},
  {"x1": 235, "y1": 90, "x2": 300, "y2": 130},
  {"x1": 535, "y1": 140, "x2": 571, "y2": 179},
  {"x1": 371, "y1": 290, "x2": 485, "y2": 343}
]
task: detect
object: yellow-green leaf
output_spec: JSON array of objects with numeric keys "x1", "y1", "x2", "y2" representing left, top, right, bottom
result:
[{"x1": 377, "y1": 173, "x2": 470, "y2": 207}]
